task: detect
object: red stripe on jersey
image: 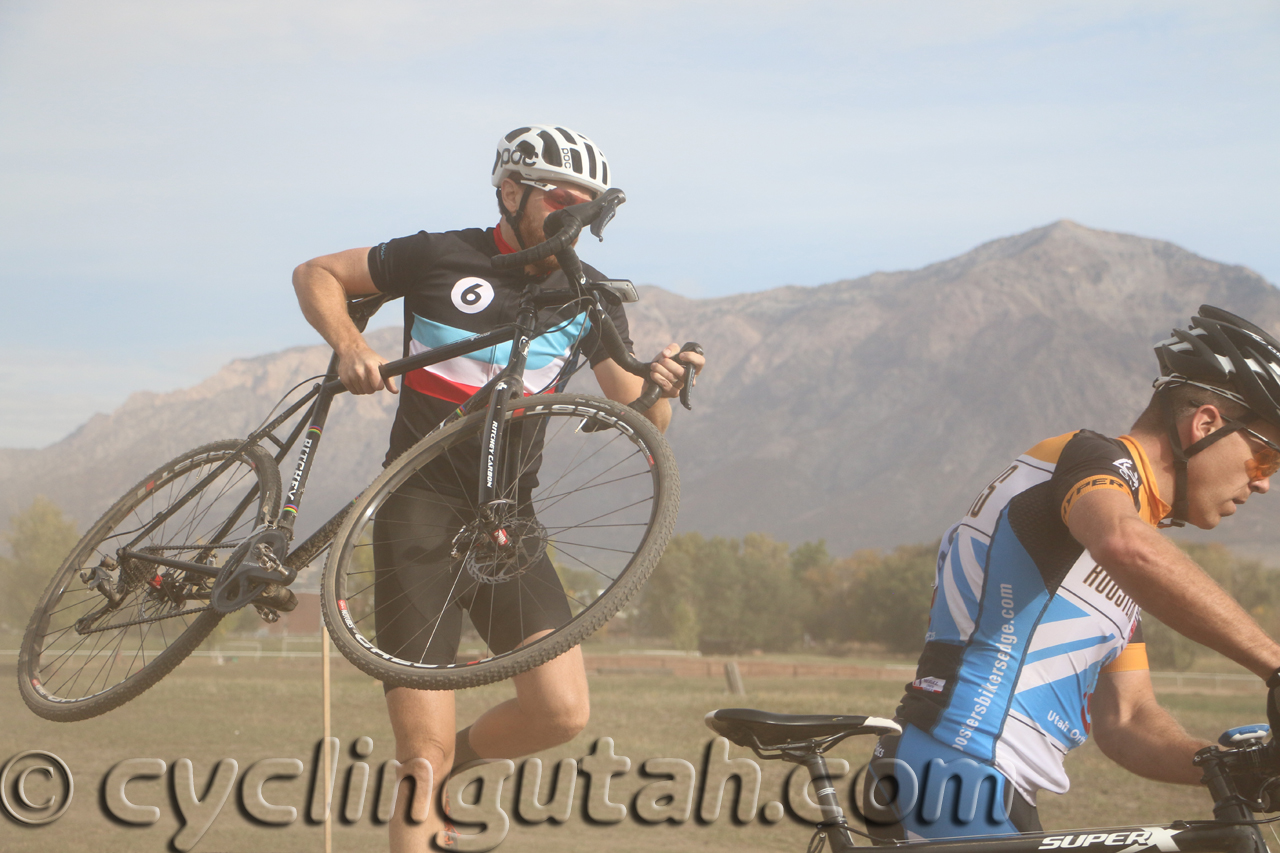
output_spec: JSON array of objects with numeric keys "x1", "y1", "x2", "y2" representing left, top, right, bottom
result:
[{"x1": 405, "y1": 369, "x2": 480, "y2": 404}]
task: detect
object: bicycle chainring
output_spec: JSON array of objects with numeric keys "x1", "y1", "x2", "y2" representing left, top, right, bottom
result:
[{"x1": 210, "y1": 528, "x2": 290, "y2": 614}]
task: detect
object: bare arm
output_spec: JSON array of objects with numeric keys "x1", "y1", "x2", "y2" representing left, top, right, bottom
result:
[
  {"x1": 1091, "y1": 669, "x2": 1209, "y2": 784},
  {"x1": 1068, "y1": 489, "x2": 1280, "y2": 678},
  {"x1": 291, "y1": 248, "x2": 396, "y2": 395},
  {"x1": 591, "y1": 343, "x2": 705, "y2": 433}
]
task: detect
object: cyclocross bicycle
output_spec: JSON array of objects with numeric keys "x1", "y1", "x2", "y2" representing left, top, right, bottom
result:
[
  {"x1": 20, "y1": 188, "x2": 701, "y2": 722},
  {"x1": 707, "y1": 708, "x2": 1279, "y2": 853}
]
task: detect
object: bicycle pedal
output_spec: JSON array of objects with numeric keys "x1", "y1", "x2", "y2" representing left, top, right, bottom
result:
[
  {"x1": 253, "y1": 605, "x2": 280, "y2": 623},
  {"x1": 254, "y1": 584, "x2": 298, "y2": 613}
]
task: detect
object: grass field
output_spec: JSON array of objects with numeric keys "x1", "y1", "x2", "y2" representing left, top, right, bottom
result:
[{"x1": 0, "y1": 642, "x2": 1271, "y2": 853}]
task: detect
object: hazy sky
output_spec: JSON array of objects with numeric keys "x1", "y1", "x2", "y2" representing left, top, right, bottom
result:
[{"x1": 2, "y1": 1, "x2": 1278, "y2": 448}]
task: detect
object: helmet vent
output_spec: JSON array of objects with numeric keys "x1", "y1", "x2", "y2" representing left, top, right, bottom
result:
[{"x1": 537, "y1": 130, "x2": 560, "y2": 167}]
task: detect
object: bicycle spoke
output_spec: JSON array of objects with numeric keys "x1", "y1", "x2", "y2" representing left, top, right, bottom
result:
[
  {"x1": 547, "y1": 540, "x2": 639, "y2": 556},
  {"x1": 323, "y1": 394, "x2": 675, "y2": 690},
  {"x1": 545, "y1": 495, "x2": 654, "y2": 535},
  {"x1": 533, "y1": 466, "x2": 652, "y2": 505},
  {"x1": 21, "y1": 440, "x2": 276, "y2": 718}
]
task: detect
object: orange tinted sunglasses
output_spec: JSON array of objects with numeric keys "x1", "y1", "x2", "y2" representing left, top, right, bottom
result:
[
  {"x1": 520, "y1": 180, "x2": 594, "y2": 211},
  {"x1": 1242, "y1": 428, "x2": 1280, "y2": 480}
]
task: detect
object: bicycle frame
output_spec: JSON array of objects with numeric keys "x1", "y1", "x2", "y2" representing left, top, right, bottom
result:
[
  {"x1": 801, "y1": 743, "x2": 1269, "y2": 853},
  {"x1": 108, "y1": 184, "x2": 701, "y2": 620},
  {"x1": 115, "y1": 279, "x2": 622, "y2": 598}
]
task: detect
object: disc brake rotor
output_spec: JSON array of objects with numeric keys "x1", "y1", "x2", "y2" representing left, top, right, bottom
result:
[{"x1": 453, "y1": 514, "x2": 549, "y2": 584}]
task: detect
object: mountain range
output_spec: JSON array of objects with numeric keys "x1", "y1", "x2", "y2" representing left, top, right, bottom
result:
[{"x1": 4, "y1": 220, "x2": 1279, "y2": 561}]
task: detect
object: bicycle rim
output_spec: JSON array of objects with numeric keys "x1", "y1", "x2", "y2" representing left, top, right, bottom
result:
[
  {"x1": 18, "y1": 440, "x2": 281, "y2": 721},
  {"x1": 323, "y1": 393, "x2": 679, "y2": 689}
]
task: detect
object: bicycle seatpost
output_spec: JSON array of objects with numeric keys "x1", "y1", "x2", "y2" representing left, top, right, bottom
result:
[{"x1": 802, "y1": 753, "x2": 859, "y2": 852}]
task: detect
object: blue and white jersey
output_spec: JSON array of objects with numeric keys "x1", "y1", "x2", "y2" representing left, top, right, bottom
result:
[{"x1": 897, "y1": 430, "x2": 1165, "y2": 801}]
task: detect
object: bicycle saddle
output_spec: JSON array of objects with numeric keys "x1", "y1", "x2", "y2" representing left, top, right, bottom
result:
[{"x1": 705, "y1": 708, "x2": 901, "y2": 750}]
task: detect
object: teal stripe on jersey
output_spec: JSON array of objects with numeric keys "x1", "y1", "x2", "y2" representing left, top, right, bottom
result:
[
  {"x1": 1023, "y1": 634, "x2": 1113, "y2": 665},
  {"x1": 1037, "y1": 596, "x2": 1091, "y2": 624},
  {"x1": 410, "y1": 313, "x2": 590, "y2": 369}
]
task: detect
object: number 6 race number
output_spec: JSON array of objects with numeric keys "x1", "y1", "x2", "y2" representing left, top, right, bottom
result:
[{"x1": 451, "y1": 278, "x2": 495, "y2": 314}]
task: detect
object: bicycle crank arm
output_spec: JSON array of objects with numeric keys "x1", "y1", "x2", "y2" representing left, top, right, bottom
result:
[{"x1": 210, "y1": 528, "x2": 294, "y2": 614}]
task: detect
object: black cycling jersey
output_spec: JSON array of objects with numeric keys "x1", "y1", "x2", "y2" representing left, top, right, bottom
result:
[
  {"x1": 365, "y1": 224, "x2": 635, "y2": 663},
  {"x1": 368, "y1": 226, "x2": 633, "y2": 468}
]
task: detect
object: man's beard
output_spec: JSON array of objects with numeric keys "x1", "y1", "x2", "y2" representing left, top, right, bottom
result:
[{"x1": 517, "y1": 215, "x2": 560, "y2": 277}]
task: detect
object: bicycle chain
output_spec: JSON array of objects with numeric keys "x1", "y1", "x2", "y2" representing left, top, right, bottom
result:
[
  {"x1": 135, "y1": 543, "x2": 238, "y2": 551},
  {"x1": 77, "y1": 602, "x2": 213, "y2": 634}
]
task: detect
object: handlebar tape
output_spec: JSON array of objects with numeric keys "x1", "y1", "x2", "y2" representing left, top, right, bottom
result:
[
  {"x1": 491, "y1": 220, "x2": 581, "y2": 270},
  {"x1": 490, "y1": 188, "x2": 626, "y2": 271}
]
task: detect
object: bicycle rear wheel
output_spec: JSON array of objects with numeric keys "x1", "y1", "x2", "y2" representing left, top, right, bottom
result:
[
  {"x1": 322, "y1": 392, "x2": 679, "y2": 690},
  {"x1": 18, "y1": 439, "x2": 281, "y2": 721}
]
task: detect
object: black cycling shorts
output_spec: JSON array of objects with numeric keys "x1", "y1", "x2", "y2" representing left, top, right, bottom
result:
[{"x1": 371, "y1": 484, "x2": 572, "y2": 674}]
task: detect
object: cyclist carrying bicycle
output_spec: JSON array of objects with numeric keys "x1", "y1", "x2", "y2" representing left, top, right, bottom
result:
[
  {"x1": 864, "y1": 307, "x2": 1280, "y2": 841},
  {"x1": 292, "y1": 124, "x2": 704, "y2": 851}
]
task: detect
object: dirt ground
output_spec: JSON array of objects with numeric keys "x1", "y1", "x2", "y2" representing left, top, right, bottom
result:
[{"x1": 0, "y1": 648, "x2": 1268, "y2": 852}]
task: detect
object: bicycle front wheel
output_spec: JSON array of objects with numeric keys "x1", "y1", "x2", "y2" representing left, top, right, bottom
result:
[
  {"x1": 322, "y1": 393, "x2": 680, "y2": 690},
  {"x1": 18, "y1": 439, "x2": 281, "y2": 721}
]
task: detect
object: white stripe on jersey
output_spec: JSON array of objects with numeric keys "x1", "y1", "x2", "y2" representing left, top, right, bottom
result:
[
  {"x1": 957, "y1": 529, "x2": 987, "y2": 599},
  {"x1": 1025, "y1": 615, "x2": 1111, "y2": 655},
  {"x1": 942, "y1": 547, "x2": 976, "y2": 640},
  {"x1": 409, "y1": 336, "x2": 568, "y2": 395}
]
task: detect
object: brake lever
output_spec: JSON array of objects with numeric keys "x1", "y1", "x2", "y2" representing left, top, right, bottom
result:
[
  {"x1": 623, "y1": 342, "x2": 704, "y2": 414},
  {"x1": 589, "y1": 190, "x2": 625, "y2": 240},
  {"x1": 676, "y1": 343, "x2": 704, "y2": 411}
]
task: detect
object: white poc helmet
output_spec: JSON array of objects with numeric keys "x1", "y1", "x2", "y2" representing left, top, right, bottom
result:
[{"x1": 491, "y1": 125, "x2": 610, "y2": 195}]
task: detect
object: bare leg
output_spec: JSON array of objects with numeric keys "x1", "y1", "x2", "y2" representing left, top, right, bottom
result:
[
  {"x1": 466, "y1": 640, "x2": 590, "y2": 760},
  {"x1": 385, "y1": 687, "x2": 455, "y2": 853}
]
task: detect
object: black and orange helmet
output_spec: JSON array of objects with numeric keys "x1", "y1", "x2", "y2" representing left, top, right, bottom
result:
[{"x1": 1155, "y1": 305, "x2": 1280, "y2": 432}]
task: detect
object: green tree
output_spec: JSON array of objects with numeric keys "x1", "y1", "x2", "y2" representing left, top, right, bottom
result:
[
  {"x1": 735, "y1": 533, "x2": 807, "y2": 651},
  {"x1": 636, "y1": 533, "x2": 703, "y2": 640},
  {"x1": 799, "y1": 548, "x2": 878, "y2": 643},
  {"x1": 1141, "y1": 614, "x2": 1200, "y2": 671},
  {"x1": 639, "y1": 532, "x2": 808, "y2": 653},
  {"x1": 790, "y1": 540, "x2": 832, "y2": 578},
  {"x1": 846, "y1": 542, "x2": 938, "y2": 654},
  {"x1": 0, "y1": 496, "x2": 80, "y2": 630},
  {"x1": 668, "y1": 598, "x2": 700, "y2": 652}
]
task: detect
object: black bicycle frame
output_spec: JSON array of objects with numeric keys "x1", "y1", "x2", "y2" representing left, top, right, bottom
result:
[
  {"x1": 126, "y1": 277, "x2": 635, "y2": 592},
  {"x1": 278, "y1": 323, "x2": 524, "y2": 532}
]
